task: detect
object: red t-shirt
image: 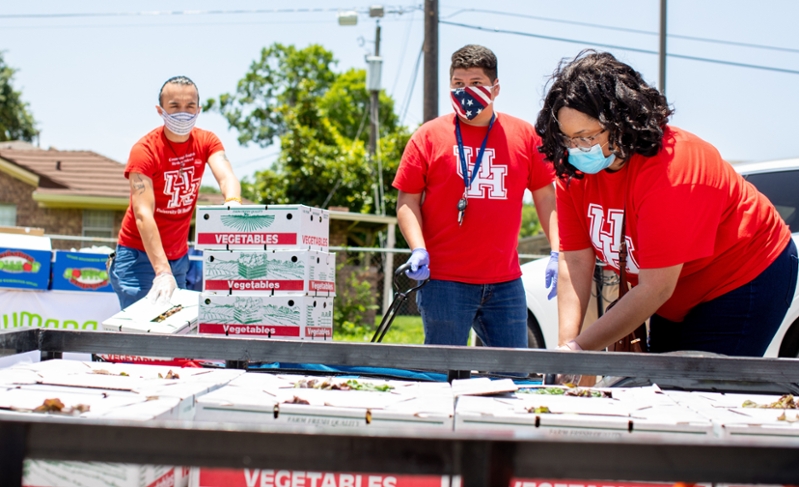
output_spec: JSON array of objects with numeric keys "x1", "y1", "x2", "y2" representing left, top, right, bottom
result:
[
  {"x1": 393, "y1": 113, "x2": 555, "y2": 284},
  {"x1": 558, "y1": 125, "x2": 791, "y2": 321},
  {"x1": 118, "y1": 127, "x2": 224, "y2": 260}
]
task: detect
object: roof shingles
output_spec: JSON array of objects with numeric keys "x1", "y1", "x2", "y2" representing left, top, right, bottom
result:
[{"x1": 0, "y1": 148, "x2": 129, "y2": 199}]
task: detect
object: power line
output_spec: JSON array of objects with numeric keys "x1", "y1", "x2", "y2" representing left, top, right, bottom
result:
[
  {"x1": 400, "y1": 43, "x2": 425, "y2": 126},
  {"x1": 0, "y1": 6, "x2": 421, "y2": 20},
  {"x1": 442, "y1": 7, "x2": 799, "y2": 55},
  {"x1": 390, "y1": 9, "x2": 417, "y2": 97},
  {"x1": 0, "y1": 19, "x2": 337, "y2": 31},
  {"x1": 235, "y1": 150, "x2": 281, "y2": 171},
  {"x1": 440, "y1": 20, "x2": 799, "y2": 76}
]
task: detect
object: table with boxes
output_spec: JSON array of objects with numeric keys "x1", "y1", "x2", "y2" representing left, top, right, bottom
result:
[{"x1": 195, "y1": 204, "x2": 336, "y2": 341}]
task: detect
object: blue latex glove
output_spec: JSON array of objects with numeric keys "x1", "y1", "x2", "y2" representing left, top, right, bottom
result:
[
  {"x1": 405, "y1": 248, "x2": 430, "y2": 281},
  {"x1": 545, "y1": 251, "x2": 558, "y2": 300}
]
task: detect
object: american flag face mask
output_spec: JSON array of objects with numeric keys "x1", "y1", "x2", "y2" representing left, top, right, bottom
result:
[{"x1": 450, "y1": 83, "x2": 496, "y2": 120}]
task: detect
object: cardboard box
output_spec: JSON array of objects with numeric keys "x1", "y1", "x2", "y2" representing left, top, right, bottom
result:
[
  {"x1": 23, "y1": 461, "x2": 176, "y2": 487},
  {"x1": 102, "y1": 289, "x2": 200, "y2": 334},
  {"x1": 194, "y1": 205, "x2": 329, "y2": 251},
  {"x1": 0, "y1": 233, "x2": 52, "y2": 290},
  {"x1": 203, "y1": 249, "x2": 335, "y2": 296},
  {"x1": 189, "y1": 468, "x2": 453, "y2": 487},
  {"x1": 50, "y1": 250, "x2": 113, "y2": 292},
  {"x1": 664, "y1": 390, "x2": 799, "y2": 439},
  {"x1": 454, "y1": 385, "x2": 714, "y2": 438},
  {"x1": 194, "y1": 373, "x2": 454, "y2": 431},
  {"x1": 198, "y1": 294, "x2": 333, "y2": 340}
]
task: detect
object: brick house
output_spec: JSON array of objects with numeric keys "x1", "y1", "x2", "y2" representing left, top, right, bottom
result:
[
  {"x1": 0, "y1": 141, "x2": 252, "y2": 249},
  {"x1": 0, "y1": 142, "x2": 129, "y2": 249}
]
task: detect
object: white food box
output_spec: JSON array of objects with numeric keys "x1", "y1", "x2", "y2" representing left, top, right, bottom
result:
[
  {"x1": 451, "y1": 377, "x2": 518, "y2": 396},
  {"x1": 454, "y1": 385, "x2": 714, "y2": 438},
  {"x1": 198, "y1": 294, "x2": 333, "y2": 340},
  {"x1": 194, "y1": 373, "x2": 454, "y2": 431},
  {"x1": 203, "y1": 249, "x2": 336, "y2": 296},
  {"x1": 102, "y1": 289, "x2": 199, "y2": 335},
  {"x1": 664, "y1": 390, "x2": 799, "y2": 439},
  {"x1": 23, "y1": 461, "x2": 177, "y2": 487},
  {"x1": 194, "y1": 205, "x2": 329, "y2": 251},
  {"x1": 0, "y1": 360, "x2": 244, "y2": 420}
]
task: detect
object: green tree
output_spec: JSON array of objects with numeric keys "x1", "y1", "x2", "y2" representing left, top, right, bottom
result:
[
  {"x1": 0, "y1": 53, "x2": 36, "y2": 142},
  {"x1": 207, "y1": 43, "x2": 410, "y2": 216},
  {"x1": 519, "y1": 202, "x2": 542, "y2": 238}
]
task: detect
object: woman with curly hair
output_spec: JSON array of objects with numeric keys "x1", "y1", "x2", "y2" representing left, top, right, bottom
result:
[{"x1": 535, "y1": 51, "x2": 797, "y2": 356}]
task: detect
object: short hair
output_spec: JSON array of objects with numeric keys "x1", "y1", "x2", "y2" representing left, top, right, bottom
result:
[
  {"x1": 535, "y1": 50, "x2": 674, "y2": 180},
  {"x1": 158, "y1": 75, "x2": 199, "y2": 106},
  {"x1": 450, "y1": 45, "x2": 498, "y2": 82}
]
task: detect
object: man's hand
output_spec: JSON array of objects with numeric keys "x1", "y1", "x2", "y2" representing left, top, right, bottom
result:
[
  {"x1": 405, "y1": 248, "x2": 430, "y2": 281},
  {"x1": 545, "y1": 251, "x2": 559, "y2": 300},
  {"x1": 147, "y1": 273, "x2": 177, "y2": 307}
]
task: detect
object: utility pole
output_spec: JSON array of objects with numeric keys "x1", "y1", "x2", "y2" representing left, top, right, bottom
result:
[
  {"x1": 366, "y1": 7, "x2": 385, "y2": 216},
  {"x1": 659, "y1": 0, "x2": 667, "y2": 95},
  {"x1": 423, "y1": 0, "x2": 438, "y2": 122},
  {"x1": 368, "y1": 24, "x2": 381, "y2": 162}
]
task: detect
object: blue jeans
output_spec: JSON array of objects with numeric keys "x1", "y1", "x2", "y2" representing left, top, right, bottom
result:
[
  {"x1": 109, "y1": 245, "x2": 189, "y2": 309},
  {"x1": 650, "y1": 239, "x2": 798, "y2": 356},
  {"x1": 416, "y1": 278, "x2": 528, "y2": 348}
]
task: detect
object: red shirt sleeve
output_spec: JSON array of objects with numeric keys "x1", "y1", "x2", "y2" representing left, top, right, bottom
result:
[
  {"x1": 557, "y1": 178, "x2": 593, "y2": 251},
  {"x1": 124, "y1": 140, "x2": 157, "y2": 180},
  {"x1": 526, "y1": 133, "x2": 555, "y2": 192},
  {"x1": 201, "y1": 131, "x2": 225, "y2": 160},
  {"x1": 393, "y1": 135, "x2": 428, "y2": 194}
]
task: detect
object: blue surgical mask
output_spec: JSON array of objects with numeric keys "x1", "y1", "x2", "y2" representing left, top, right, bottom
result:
[{"x1": 567, "y1": 144, "x2": 616, "y2": 174}]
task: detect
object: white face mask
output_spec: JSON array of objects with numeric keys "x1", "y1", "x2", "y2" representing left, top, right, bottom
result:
[{"x1": 160, "y1": 109, "x2": 199, "y2": 136}]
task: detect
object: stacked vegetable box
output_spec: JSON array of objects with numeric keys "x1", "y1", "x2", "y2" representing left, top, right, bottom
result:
[{"x1": 195, "y1": 204, "x2": 336, "y2": 341}]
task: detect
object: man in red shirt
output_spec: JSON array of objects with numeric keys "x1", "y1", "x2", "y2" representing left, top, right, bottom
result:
[
  {"x1": 393, "y1": 45, "x2": 558, "y2": 348},
  {"x1": 110, "y1": 76, "x2": 241, "y2": 309}
]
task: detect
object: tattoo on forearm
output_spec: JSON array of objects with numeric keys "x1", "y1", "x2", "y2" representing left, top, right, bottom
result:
[{"x1": 132, "y1": 174, "x2": 147, "y2": 195}]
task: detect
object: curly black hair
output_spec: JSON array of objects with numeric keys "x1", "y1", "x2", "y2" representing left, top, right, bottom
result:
[{"x1": 535, "y1": 50, "x2": 674, "y2": 180}]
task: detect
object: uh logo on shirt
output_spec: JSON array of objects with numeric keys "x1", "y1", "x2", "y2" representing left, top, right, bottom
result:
[
  {"x1": 452, "y1": 146, "x2": 508, "y2": 199},
  {"x1": 587, "y1": 203, "x2": 640, "y2": 274},
  {"x1": 163, "y1": 166, "x2": 200, "y2": 210}
]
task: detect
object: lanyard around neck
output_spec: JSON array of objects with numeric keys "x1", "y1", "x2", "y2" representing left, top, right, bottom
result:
[{"x1": 455, "y1": 113, "x2": 495, "y2": 191}]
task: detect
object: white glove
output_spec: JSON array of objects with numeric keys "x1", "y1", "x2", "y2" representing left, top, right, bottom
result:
[
  {"x1": 225, "y1": 199, "x2": 241, "y2": 206},
  {"x1": 147, "y1": 273, "x2": 177, "y2": 307}
]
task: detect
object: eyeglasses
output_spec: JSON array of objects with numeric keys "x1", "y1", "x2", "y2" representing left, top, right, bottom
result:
[{"x1": 559, "y1": 128, "x2": 607, "y2": 151}]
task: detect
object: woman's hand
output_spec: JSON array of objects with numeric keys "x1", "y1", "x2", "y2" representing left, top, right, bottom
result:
[{"x1": 572, "y1": 264, "x2": 683, "y2": 350}]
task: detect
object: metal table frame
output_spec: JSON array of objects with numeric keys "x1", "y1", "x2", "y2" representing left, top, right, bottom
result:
[{"x1": 1, "y1": 328, "x2": 799, "y2": 487}]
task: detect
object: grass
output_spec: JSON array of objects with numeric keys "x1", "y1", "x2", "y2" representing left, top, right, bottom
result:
[{"x1": 334, "y1": 315, "x2": 425, "y2": 344}]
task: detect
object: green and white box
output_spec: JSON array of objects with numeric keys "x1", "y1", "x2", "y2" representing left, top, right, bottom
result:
[
  {"x1": 194, "y1": 205, "x2": 329, "y2": 251},
  {"x1": 198, "y1": 294, "x2": 333, "y2": 340},
  {"x1": 203, "y1": 250, "x2": 335, "y2": 296}
]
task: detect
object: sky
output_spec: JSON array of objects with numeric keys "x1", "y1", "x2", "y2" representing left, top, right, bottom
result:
[{"x1": 1, "y1": 1, "x2": 798, "y2": 189}]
